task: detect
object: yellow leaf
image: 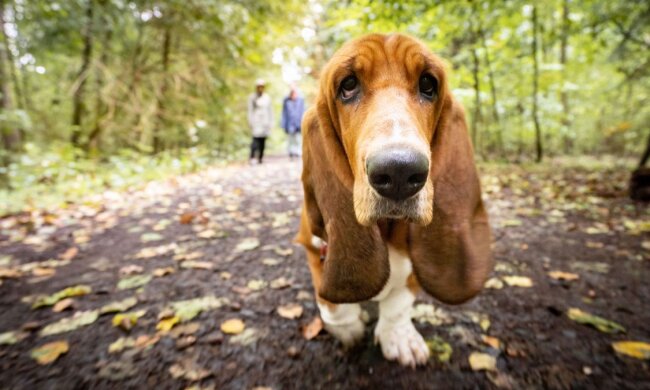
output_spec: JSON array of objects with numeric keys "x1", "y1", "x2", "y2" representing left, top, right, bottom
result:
[
  {"x1": 612, "y1": 341, "x2": 650, "y2": 360},
  {"x1": 548, "y1": 271, "x2": 579, "y2": 281},
  {"x1": 468, "y1": 352, "x2": 497, "y2": 371},
  {"x1": 567, "y1": 308, "x2": 625, "y2": 334},
  {"x1": 156, "y1": 315, "x2": 181, "y2": 332},
  {"x1": 221, "y1": 319, "x2": 245, "y2": 335},
  {"x1": 31, "y1": 341, "x2": 69, "y2": 365},
  {"x1": 277, "y1": 304, "x2": 303, "y2": 319},
  {"x1": 502, "y1": 276, "x2": 533, "y2": 288},
  {"x1": 481, "y1": 335, "x2": 501, "y2": 350},
  {"x1": 112, "y1": 310, "x2": 147, "y2": 331}
]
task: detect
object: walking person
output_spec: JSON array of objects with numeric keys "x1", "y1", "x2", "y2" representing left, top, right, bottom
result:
[
  {"x1": 281, "y1": 87, "x2": 305, "y2": 159},
  {"x1": 247, "y1": 79, "x2": 273, "y2": 164}
]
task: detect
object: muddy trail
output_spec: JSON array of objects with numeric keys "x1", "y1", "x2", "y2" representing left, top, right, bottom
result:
[{"x1": 0, "y1": 157, "x2": 649, "y2": 389}]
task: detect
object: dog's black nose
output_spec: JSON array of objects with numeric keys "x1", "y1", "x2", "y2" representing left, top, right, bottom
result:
[{"x1": 366, "y1": 149, "x2": 429, "y2": 201}]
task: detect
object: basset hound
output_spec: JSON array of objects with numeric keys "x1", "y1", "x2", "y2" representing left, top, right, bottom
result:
[{"x1": 295, "y1": 33, "x2": 493, "y2": 367}]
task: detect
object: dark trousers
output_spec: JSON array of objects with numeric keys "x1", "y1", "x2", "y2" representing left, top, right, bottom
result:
[{"x1": 250, "y1": 137, "x2": 266, "y2": 162}]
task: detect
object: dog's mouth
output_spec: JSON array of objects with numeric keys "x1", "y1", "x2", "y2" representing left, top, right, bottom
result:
[{"x1": 353, "y1": 179, "x2": 434, "y2": 226}]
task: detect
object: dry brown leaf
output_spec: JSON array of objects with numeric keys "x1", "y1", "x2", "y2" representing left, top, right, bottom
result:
[
  {"x1": 179, "y1": 212, "x2": 196, "y2": 224},
  {"x1": 221, "y1": 319, "x2": 245, "y2": 335},
  {"x1": 302, "y1": 317, "x2": 323, "y2": 340},
  {"x1": 277, "y1": 304, "x2": 303, "y2": 320},
  {"x1": 52, "y1": 298, "x2": 74, "y2": 313},
  {"x1": 32, "y1": 267, "x2": 56, "y2": 277},
  {"x1": 481, "y1": 335, "x2": 501, "y2": 349},
  {"x1": 31, "y1": 340, "x2": 69, "y2": 364},
  {"x1": 60, "y1": 247, "x2": 79, "y2": 261},
  {"x1": 153, "y1": 267, "x2": 175, "y2": 277}
]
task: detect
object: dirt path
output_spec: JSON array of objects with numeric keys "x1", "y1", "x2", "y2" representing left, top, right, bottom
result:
[{"x1": 0, "y1": 157, "x2": 649, "y2": 389}]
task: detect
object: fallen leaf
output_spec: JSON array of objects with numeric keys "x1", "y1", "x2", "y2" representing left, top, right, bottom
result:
[
  {"x1": 119, "y1": 264, "x2": 144, "y2": 275},
  {"x1": 60, "y1": 247, "x2": 79, "y2": 261},
  {"x1": 31, "y1": 340, "x2": 69, "y2": 364},
  {"x1": 274, "y1": 247, "x2": 293, "y2": 256},
  {"x1": 169, "y1": 360, "x2": 211, "y2": 381},
  {"x1": 156, "y1": 315, "x2": 181, "y2": 332},
  {"x1": 140, "y1": 232, "x2": 164, "y2": 242},
  {"x1": 32, "y1": 267, "x2": 56, "y2": 277},
  {"x1": 98, "y1": 360, "x2": 137, "y2": 380},
  {"x1": 112, "y1": 310, "x2": 147, "y2": 331},
  {"x1": 100, "y1": 297, "x2": 138, "y2": 315},
  {"x1": 247, "y1": 279, "x2": 267, "y2": 291},
  {"x1": 277, "y1": 304, "x2": 303, "y2": 319},
  {"x1": 469, "y1": 352, "x2": 497, "y2": 371},
  {"x1": 0, "y1": 267, "x2": 22, "y2": 279},
  {"x1": 179, "y1": 212, "x2": 195, "y2": 224},
  {"x1": 170, "y1": 322, "x2": 201, "y2": 338},
  {"x1": 611, "y1": 341, "x2": 650, "y2": 360},
  {"x1": 221, "y1": 319, "x2": 245, "y2": 334},
  {"x1": 481, "y1": 335, "x2": 502, "y2": 349},
  {"x1": 567, "y1": 308, "x2": 625, "y2": 334},
  {"x1": 171, "y1": 296, "x2": 228, "y2": 322},
  {"x1": 570, "y1": 261, "x2": 610, "y2": 274},
  {"x1": 32, "y1": 285, "x2": 92, "y2": 309},
  {"x1": 426, "y1": 336, "x2": 453, "y2": 363},
  {"x1": 0, "y1": 330, "x2": 28, "y2": 345},
  {"x1": 548, "y1": 271, "x2": 579, "y2": 281},
  {"x1": 270, "y1": 277, "x2": 290, "y2": 289},
  {"x1": 302, "y1": 317, "x2": 323, "y2": 340},
  {"x1": 117, "y1": 274, "x2": 152, "y2": 290},
  {"x1": 197, "y1": 229, "x2": 223, "y2": 239},
  {"x1": 38, "y1": 310, "x2": 99, "y2": 337},
  {"x1": 262, "y1": 258, "x2": 280, "y2": 266},
  {"x1": 230, "y1": 328, "x2": 263, "y2": 346},
  {"x1": 234, "y1": 237, "x2": 260, "y2": 252},
  {"x1": 153, "y1": 267, "x2": 175, "y2": 277},
  {"x1": 180, "y1": 261, "x2": 213, "y2": 270},
  {"x1": 52, "y1": 298, "x2": 75, "y2": 313},
  {"x1": 108, "y1": 337, "x2": 136, "y2": 353},
  {"x1": 412, "y1": 304, "x2": 452, "y2": 326},
  {"x1": 484, "y1": 277, "x2": 504, "y2": 289},
  {"x1": 502, "y1": 276, "x2": 533, "y2": 288}
]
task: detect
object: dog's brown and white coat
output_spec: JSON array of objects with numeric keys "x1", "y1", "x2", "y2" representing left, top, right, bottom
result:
[{"x1": 296, "y1": 34, "x2": 493, "y2": 367}]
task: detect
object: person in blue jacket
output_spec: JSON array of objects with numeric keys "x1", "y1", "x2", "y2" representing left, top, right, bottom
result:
[{"x1": 281, "y1": 87, "x2": 305, "y2": 159}]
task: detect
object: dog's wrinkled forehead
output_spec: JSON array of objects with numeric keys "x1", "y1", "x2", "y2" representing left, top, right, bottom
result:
[{"x1": 324, "y1": 34, "x2": 447, "y2": 96}]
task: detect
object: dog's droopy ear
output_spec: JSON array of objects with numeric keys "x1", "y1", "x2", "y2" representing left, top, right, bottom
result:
[
  {"x1": 301, "y1": 108, "x2": 390, "y2": 304},
  {"x1": 409, "y1": 96, "x2": 493, "y2": 304}
]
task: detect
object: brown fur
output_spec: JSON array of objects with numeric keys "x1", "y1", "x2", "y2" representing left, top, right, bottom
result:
[{"x1": 296, "y1": 33, "x2": 493, "y2": 305}]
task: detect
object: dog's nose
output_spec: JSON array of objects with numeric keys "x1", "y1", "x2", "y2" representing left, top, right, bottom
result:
[{"x1": 366, "y1": 149, "x2": 429, "y2": 201}]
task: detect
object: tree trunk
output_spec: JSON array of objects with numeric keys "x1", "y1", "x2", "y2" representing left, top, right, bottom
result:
[
  {"x1": 559, "y1": 0, "x2": 572, "y2": 152},
  {"x1": 480, "y1": 29, "x2": 503, "y2": 154},
  {"x1": 0, "y1": 0, "x2": 19, "y2": 151},
  {"x1": 532, "y1": 5, "x2": 543, "y2": 163},
  {"x1": 153, "y1": 25, "x2": 172, "y2": 154},
  {"x1": 70, "y1": 0, "x2": 94, "y2": 147},
  {"x1": 471, "y1": 47, "x2": 482, "y2": 151},
  {"x1": 85, "y1": 27, "x2": 112, "y2": 153}
]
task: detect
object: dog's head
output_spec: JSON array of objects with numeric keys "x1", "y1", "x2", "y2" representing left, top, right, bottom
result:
[
  {"x1": 302, "y1": 34, "x2": 492, "y2": 304},
  {"x1": 316, "y1": 34, "x2": 454, "y2": 226}
]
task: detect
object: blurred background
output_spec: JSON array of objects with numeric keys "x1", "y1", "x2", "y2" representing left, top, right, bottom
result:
[{"x1": 0, "y1": 0, "x2": 648, "y2": 209}]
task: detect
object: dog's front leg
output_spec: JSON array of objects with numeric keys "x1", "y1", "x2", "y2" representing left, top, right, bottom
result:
[{"x1": 374, "y1": 285, "x2": 429, "y2": 367}]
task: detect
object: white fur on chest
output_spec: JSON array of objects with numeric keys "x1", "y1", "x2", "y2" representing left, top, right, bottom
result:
[{"x1": 371, "y1": 245, "x2": 413, "y2": 302}]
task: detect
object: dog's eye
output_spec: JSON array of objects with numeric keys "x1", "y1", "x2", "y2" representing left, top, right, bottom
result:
[
  {"x1": 419, "y1": 74, "x2": 438, "y2": 100},
  {"x1": 340, "y1": 76, "x2": 359, "y2": 101}
]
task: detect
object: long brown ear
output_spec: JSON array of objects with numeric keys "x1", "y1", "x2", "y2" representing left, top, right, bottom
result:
[
  {"x1": 409, "y1": 95, "x2": 493, "y2": 304},
  {"x1": 301, "y1": 104, "x2": 389, "y2": 304}
]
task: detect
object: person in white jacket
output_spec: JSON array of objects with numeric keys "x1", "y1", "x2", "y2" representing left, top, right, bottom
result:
[{"x1": 247, "y1": 79, "x2": 274, "y2": 164}]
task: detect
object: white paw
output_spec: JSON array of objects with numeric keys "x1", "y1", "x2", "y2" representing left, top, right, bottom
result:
[
  {"x1": 374, "y1": 321, "x2": 429, "y2": 367},
  {"x1": 324, "y1": 318, "x2": 365, "y2": 348}
]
